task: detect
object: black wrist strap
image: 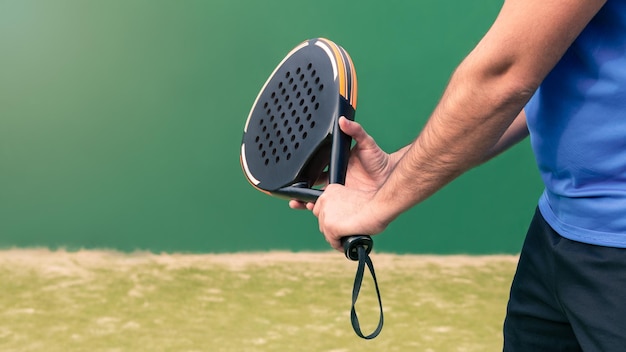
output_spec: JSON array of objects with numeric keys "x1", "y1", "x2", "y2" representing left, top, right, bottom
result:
[{"x1": 350, "y1": 246, "x2": 384, "y2": 339}]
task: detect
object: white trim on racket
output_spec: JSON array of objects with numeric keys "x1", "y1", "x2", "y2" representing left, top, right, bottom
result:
[
  {"x1": 314, "y1": 40, "x2": 338, "y2": 80},
  {"x1": 244, "y1": 41, "x2": 310, "y2": 133},
  {"x1": 240, "y1": 143, "x2": 260, "y2": 185}
]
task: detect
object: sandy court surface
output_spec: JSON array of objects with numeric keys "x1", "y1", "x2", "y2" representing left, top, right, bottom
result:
[
  {"x1": 0, "y1": 248, "x2": 519, "y2": 272},
  {"x1": 0, "y1": 248, "x2": 518, "y2": 351}
]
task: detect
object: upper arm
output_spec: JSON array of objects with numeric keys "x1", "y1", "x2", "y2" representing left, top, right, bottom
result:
[{"x1": 466, "y1": 0, "x2": 607, "y2": 90}]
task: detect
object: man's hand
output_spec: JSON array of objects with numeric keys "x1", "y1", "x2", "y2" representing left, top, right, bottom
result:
[
  {"x1": 289, "y1": 116, "x2": 400, "y2": 210},
  {"x1": 312, "y1": 184, "x2": 388, "y2": 251}
]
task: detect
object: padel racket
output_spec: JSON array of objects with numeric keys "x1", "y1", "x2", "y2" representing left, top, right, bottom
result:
[{"x1": 240, "y1": 38, "x2": 383, "y2": 339}]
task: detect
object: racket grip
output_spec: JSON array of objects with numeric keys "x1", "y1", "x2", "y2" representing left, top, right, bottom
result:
[
  {"x1": 341, "y1": 235, "x2": 373, "y2": 261},
  {"x1": 329, "y1": 108, "x2": 354, "y2": 186},
  {"x1": 278, "y1": 185, "x2": 323, "y2": 203}
]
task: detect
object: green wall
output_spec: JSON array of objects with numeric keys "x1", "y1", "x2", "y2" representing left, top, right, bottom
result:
[{"x1": 0, "y1": 0, "x2": 543, "y2": 254}]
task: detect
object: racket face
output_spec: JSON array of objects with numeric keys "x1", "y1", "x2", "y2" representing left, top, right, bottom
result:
[{"x1": 241, "y1": 38, "x2": 357, "y2": 196}]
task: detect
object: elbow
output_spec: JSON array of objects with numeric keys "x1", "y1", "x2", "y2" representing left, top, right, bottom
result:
[
  {"x1": 493, "y1": 59, "x2": 541, "y2": 105},
  {"x1": 453, "y1": 57, "x2": 539, "y2": 115}
]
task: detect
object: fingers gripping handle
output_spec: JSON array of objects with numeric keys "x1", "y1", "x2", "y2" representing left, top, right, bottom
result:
[
  {"x1": 329, "y1": 115, "x2": 374, "y2": 260},
  {"x1": 281, "y1": 183, "x2": 373, "y2": 261}
]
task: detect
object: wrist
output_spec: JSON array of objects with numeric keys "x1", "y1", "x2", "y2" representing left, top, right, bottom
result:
[{"x1": 368, "y1": 188, "x2": 403, "y2": 233}]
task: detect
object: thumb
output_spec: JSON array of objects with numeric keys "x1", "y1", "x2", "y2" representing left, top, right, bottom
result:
[{"x1": 339, "y1": 116, "x2": 377, "y2": 150}]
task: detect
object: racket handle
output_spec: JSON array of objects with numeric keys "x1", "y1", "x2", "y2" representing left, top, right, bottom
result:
[
  {"x1": 329, "y1": 103, "x2": 354, "y2": 186},
  {"x1": 342, "y1": 235, "x2": 373, "y2": 261},
  {"x1": 278, "y1": 184, "x2": 322, "y2": 203}
]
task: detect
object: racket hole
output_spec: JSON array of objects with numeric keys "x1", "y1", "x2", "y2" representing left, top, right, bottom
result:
[
  {"x1": 275, "y1": 156, "x2": 280, "y2": 163},
  {"x1": 283, "y1": 120, "x2": 288, "y2": 127},
  {"x1": 315, "y1": 77, "x2": 320, "y2": 84},
  {"x1": 259, "y1": 119, "x2": 264, "y2": 125},
  {"x1": 273, "y1": 123, "x2": 278, "y2": 129},
  {"x1": 270, "y1": 115, "x2": 274, "y2": 122},
  {"x1": 261, "y1": 150, "x2": 266, "y2": 157},
  {"x1": 290, "y1": 135, "x2": 296, "y2": 142},
  {"x1": 279, "y1": 82, "x2": 283, "y2": 89},
  {"x1": 311, "y1": 69, "x2": 316, "y2": 77},
  {"x1": 303, "y1": 106, "x2": 308, "y2": 113},
  {"x1": 272, "y1": 148, "x2": 277, "y2": 155},
  {"x1": 296, "y1": 92, "x2": 301, "y2": 98},
  {"x1": 265, "y1": 133, "x2": 270, "y2": 140},
  {"x1": 258, "y1": 143, "x2": 263, "y2": 150},
  {"x1": 298, "y1": 124, "x2": 304, "y2": 132},
  {"x1": 314, "y1": 103, "x2": 319, "y2": 110},
  {"x1": 307, "y1": 88, "x2": 312, "y2": 95},
  {"x1": 286, "y1": 153, "x2": 292, "y2": 160},
  {"x1": 262, "y1": 126, "x2": 267, "y2": 132},
  {"x1": 289, "y1": 77, "x2": 294, "y2": 84},
  {"x1": 291, "y1": 110, "x2": 296, "y2": 117},
  {"x1": 263, "y1": 102, "x2": 268, "y2": 109},
  {"x1": 280, "y1": 138, "x2": 285, "y2": 145},
  {"x1": 310, "y1": 121, "x2": 316, "y2": 128},
  {"x1": 288, "y1": 102, "x2": 293, "y2": 109},
  {"x1": 306, "y1": 114, "x2": 312, "y2": 121},
  {"x1": 281, "y1": 88, "x2": 286, "y2": 95},
  {"x1": 295, "y1": 117, "x2": 300, "y2": 124},
  {"x1": 276, "y1": 130, "x2": 281, "y2": 137},
  {"x1": 299, "y1": 99, "x2": 305, "y2": 106},
  {"x1": 277, "y1": 105, "x2": 282, "y2": 111},
  {"x1": 296, "y1": 67, "x2": 301, "y2": 74},
  {"x1": 300, "y1": 74, "x2": 305, "y2": 81},
  {"x1": 265, "y1": 159, "x2": 269, "y2": 166},
  {"x1": 271, "y1": 92, "x2": 276, "y2": 98},
  {"x1": 307, "y1": 63, "x2": 312, "y2": 70},
  {"x1": 294, "y1": 142, "x2": 300, "y2": 150},
  {"x1": 280, "y1": 112, "x2": 285, "y2": 119},
  {"x1": 274, "y1": 98, "x2": 279, "y2": 105},
  {"x1": 319, "y1": 84, "x2": 324, "y2": 91},
  {"x1": 284, "y1": 94, "x2": 290, "y2": 101},
  {"x1": 269, "y1": 140, "x2": 274, "y2": 147},
  {"x1": 304, "y1": 81, "x2": 309, "y2": 88},
  {"x1": 292, "y1": 84, "x2": 297, "y2": 91},
  {"x1": 303, "y1": 132, "x2": 308, "y2": 139},
  {"x1": 311, "y1": 96, "x2": 316, "y2": 102},
  {"x1": 255, "y1": 136, "x2": 260, "y2": 143},
  {"x1": 285, "y1": 72, "x2": 290, "y2": 78}
]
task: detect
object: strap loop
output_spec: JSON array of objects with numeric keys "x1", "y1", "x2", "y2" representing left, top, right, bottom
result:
[{"x1": 349, "y1": 246, "x2": 384, "y2": 339}]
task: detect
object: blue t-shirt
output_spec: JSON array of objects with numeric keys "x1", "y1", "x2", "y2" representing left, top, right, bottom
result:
[{"x1": 525, "y1": 0, "x2": 626, "y2": 247}]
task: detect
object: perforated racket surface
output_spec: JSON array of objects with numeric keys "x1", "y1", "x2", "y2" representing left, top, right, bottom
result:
[{"x1": 241, "y1": 38, "x2": 356, "y2": 200}]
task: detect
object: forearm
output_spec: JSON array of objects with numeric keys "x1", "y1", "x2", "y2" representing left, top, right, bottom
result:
[
  {"x1": 373, "y1": 62, "x2": 534, "y2": 222},
  {"x1": 385, "y1": 110, "x2": 527, "y2": 182},
  {"x1": 482, "y1": 109, "x2": 528, "y2": 163}
]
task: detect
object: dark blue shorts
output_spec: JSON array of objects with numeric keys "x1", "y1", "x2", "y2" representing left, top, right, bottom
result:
[{"x1": 503, "y1": 209, "x2": 626, "y2": 351}]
